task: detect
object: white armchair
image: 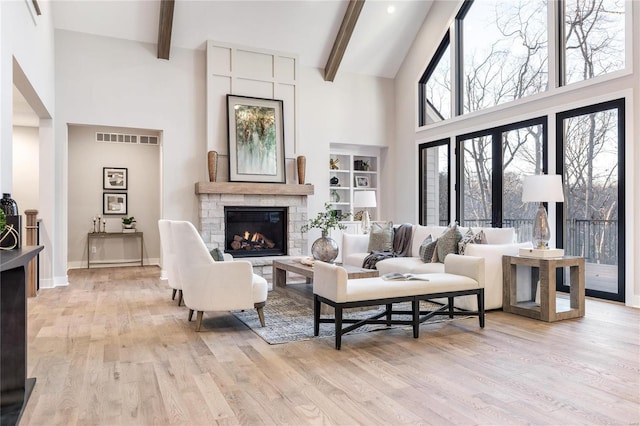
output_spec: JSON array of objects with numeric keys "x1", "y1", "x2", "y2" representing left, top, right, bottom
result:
[
  {"x1": 158, "y1": 219, "x2": 183, "y2": 305},
  {"x1": 170, "y1": 220, "x2": 268, "y2": 331}
]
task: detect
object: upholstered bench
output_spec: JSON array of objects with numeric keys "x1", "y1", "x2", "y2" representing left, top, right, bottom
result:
[{"x1": 313, "y1": 254, "x2": 485, "y2": 349}]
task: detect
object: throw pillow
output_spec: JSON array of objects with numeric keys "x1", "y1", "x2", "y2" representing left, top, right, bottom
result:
[
  {"x1": 458, "y1": 228, "x2": 487, "y2": 255},
  {"x1": 419, "y1": 235, "x2": 437, "y2": 263},
  {"x1": 210, "y1": 248, "x2": 225, "y2": 261},
  {"x1": 367, "y1": 221, "x2": 394, "y2": 252},
  {"x1": 435, "y1": 224, "x2": 463, "y2": 262}
]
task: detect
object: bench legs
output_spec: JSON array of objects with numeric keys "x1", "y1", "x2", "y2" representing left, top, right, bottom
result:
[
  {"x1": 314, "y1": 289, "x2": 485, "y2": 350},
  {"x1": 478, "y1": 289, "x2": 485, "y2": 328}
]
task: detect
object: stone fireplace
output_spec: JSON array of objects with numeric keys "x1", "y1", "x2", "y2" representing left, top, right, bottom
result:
[{"x1": 196, "y1": 182, "x2": 314, "y2": 282}]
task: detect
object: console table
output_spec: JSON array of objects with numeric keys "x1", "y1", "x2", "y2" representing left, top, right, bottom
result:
[
  {"x1": 1, "y1": 246, "x2": 43, "y2": 425},
  {"x1": 87, "y1": 232, "x2": 144, "y2": 268},
  {"x1": 502, "y1": 255, "x2": 585, "y2": 322}
]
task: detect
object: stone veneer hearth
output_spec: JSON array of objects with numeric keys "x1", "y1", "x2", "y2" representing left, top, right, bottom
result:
[{"x1": 196, "y1": 182, "x2": 314, "y2": 285}]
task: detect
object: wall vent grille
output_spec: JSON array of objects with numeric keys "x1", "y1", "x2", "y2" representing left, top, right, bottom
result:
[{"x1": 96, "y1": 132, "x2": 159, "y2": 145}]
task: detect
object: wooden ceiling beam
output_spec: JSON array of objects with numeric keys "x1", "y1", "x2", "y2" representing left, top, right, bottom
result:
[
  {"x1": 324, "y1": 0, "x2": 365, "y2": 82},
  {"x1": 157, "y1": 0, "x2": 175, "y2": 60}
]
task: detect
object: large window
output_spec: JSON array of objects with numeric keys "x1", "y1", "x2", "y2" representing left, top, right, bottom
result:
[
  {"x1": 419, "y1": 35, "x2": 451, "y2": 126},
  {"x1": 562, "y1": 0, "x2": 626, "y2": 85},
  {"x1": 419, "y1": 0, "x2": 628, "y2": 125},
  {"x1": 460, "y1": 0, "x2": 548, "y2": 114},
  {"x1": 556, "y1": 99, "x2": 625, "y2": 302},
  {"x1": 419, "y1": 139, "x2": 450, "y2": 225},
  {"x1": 456, "y1": 118, "x2": 547, "y2": 242}
]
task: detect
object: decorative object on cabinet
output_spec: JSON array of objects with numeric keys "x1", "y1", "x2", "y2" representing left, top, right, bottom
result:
[
  {"x1": 226, "y1": 94, "x2": 285, "y2": 183},
  {"x1": 297, "y1": 155, "x2": 306, "y2": 184},
  {"x1": 1, "y1": 193, "x2": 18, "y2": 216},
  {"x1": 330, "y1": 189, "x2": 340, "y2": 202},
  {"x1": 330, "y1": 176, "x2": 340, "y2": 186},
  {"x1": 207, "y1": 151, "x2": 218, "y2": 182},
  {"x1": 329, "y1": 158, "x2": 340, "y2": 170},
  {"x1": 0, "y1": 194, "x2": 21, "y2": 249},
  {"x1": 355, "y1": 175, "x2": 370, "y2": 188},
  {"x1": 103, "y1": 167, "x2": 128, "y2": 190},
  {"x1": 353, "y1": 191, "x2": 377, "y2": 234},
  {"x1": 103, "y1": 192, "x2": 127, "y2": 215},
  {"x1": 353, "y1": 160, "x2": 370, "y2": 171}
]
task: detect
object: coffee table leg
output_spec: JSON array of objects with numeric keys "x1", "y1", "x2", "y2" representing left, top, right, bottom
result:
[{"x1": 273, "y1": 265, "x2": 286, "y2": 288}]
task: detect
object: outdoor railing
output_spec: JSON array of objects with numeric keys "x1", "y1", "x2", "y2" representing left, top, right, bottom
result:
[{"x1": 437, "y1": 218, "x2": 618, "y2": 265}]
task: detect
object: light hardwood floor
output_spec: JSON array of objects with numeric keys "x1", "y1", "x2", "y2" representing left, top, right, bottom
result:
[{"x1": 21, "y1": 266, "x2": 639, "y2": 425}]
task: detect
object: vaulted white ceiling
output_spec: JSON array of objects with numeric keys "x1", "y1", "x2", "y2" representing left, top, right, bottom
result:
[
  {"x1": 15, "y1": 1, "x2": 435, "y2": 126},
  {"x1": 50, "y1": 0, "x2": 433, "y2": 79}
]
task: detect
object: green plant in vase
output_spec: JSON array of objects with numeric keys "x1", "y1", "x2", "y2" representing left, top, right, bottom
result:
[
  {"x1": 122, "y1": 216, "x2": 136, "y2": 229},
  {"x1": 301, "y1": 203, "x2": 351, "y2": 263}
]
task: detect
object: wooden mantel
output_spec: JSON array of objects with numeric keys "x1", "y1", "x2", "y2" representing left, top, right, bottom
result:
[{"x1": 195, "y1": 182, "x2": 314, "y2": 196}]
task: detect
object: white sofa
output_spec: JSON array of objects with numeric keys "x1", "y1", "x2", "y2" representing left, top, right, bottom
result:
[{"x1": 341, "y1": 225, "x2": 530, "y2": 310}]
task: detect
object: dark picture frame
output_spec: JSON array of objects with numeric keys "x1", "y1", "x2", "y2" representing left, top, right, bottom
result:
[
  {"x1": 103, "y1": 167, "x2": 128, "y2": 190},
  {"x1": 103, "y1": 192, "x2": 127, "y2": 215},
  {"x1": 226, "y1": 94, "x2": 285, "y2": 183}
]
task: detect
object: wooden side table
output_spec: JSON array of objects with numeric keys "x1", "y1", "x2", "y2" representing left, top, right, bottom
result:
[{"x1": 502, "y1": 255, "x2": 585, "y2": 322}]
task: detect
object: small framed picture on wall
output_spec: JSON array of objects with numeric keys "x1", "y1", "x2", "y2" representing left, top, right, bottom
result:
[
  {"x1": 103, "y1": 192, "x2": 127, "y2": 215},
  {"x1": 103, "y1": 167, "x2": 128, "y2": 190}
]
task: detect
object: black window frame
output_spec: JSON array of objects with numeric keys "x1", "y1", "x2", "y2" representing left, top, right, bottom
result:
[
  {"x1": 555, "y1": 98, "x2": 625, "y2": 302},
  {"x1": 418, "y1": 138, "x2": 451, "y2": 226},
  {"x1": 455, "y1": 116, "x2": 548, "y2": 227}
]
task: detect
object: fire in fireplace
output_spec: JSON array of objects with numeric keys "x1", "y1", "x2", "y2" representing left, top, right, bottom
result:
[{"x1": 224, "y1": 207, "x2": 287, "y2": 257}]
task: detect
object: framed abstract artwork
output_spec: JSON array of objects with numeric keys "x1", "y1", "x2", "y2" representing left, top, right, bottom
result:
[
  {"x1": 226, "y1": 95, "x2": 285, "y2": 183},
  {"x1": 103, "y1": 167, "x2": 128, "y2": 190},
  {"x1": 103, "y1": 192, "x2": 127, "y2": 215}
]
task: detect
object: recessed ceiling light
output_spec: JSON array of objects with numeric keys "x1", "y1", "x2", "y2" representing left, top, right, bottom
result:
[{"x1": 387, "y1": 5, "x2": 396, "y2": 14}]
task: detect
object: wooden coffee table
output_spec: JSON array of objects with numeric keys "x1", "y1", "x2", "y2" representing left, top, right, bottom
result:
[
  {"x1": 272, "y1": 259, "x2": 378, "y2": 313},
  {"x1": 272, "y1": 259, "x2": 378, "y2": 288}
]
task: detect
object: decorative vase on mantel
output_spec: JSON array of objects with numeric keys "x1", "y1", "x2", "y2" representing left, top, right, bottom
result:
[
  {"x1": 311, "y1": 232, "x2": 339, "y2": 263},
  {"x1": 297, "y1": 155, "x2": 306, "y2": 185},
  {"x1": 207, "y1": 151, "x2": 218, "y2": 182}
]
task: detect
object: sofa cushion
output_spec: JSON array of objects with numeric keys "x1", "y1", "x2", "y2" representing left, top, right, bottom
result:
[
  {"x1": 458, "y1": 228, "x2": 487, "y2": 255},
  {"x1": 477, "y1": 227, "x2": 515, "y2": 244},
  {"x1": 368, "y1": 221, "x2": 394, "y2": 252},
  {"x1": 411, "y1": 225, "x2": 447, "y2": 257},
  {"x1": 418, "y1": 236, "x2": 437, "y2": 262},
  {"x1": 436, "y1": 224, "x2": 463, "y2": 262}
]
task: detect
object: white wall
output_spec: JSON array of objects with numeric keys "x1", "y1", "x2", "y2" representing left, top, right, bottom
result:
[
  {"x1": 297, "y1": 66, "x2": 394, "y2": 243},
  {"x1": 12, "y1": 125, "x2": 39, "y2": 241},
  {"x1": 1, "y1": 0, "x2": 56, "y2": 286},
  {"x1": 67, "y1": 125, "x2": 160, "y2": 268},
  {"x1": 55, "y1": 30, "x2": 395, "y2": 272},
  {"x1": 394, "y1": 1, "x2": 639, "y2": 306}
]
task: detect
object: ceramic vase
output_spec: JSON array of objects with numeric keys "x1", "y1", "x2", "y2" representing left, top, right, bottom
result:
[
  {"x1": 311, "y1": 232, "x2": 339, "y2": 263},
  {"x1": 207, "y1": 151, "x2": 218, "y2": 182},
  {"x1": 297, "y1": 155, "x2": 306, "y2": 184}
]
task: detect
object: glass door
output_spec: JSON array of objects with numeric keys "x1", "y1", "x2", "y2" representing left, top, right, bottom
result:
[{"x1": 556, "y1": 99, "x2": 625, "y2": 302}]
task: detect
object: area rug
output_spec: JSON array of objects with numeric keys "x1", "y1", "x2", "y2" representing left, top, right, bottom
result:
[{"x1": 232, "y1": 289, "x2": 472, "y2": 345}]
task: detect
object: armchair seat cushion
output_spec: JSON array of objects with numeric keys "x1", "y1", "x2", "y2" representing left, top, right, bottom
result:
[{"x1": 252, "y1": 274, "x2": 268, "y2": 304}]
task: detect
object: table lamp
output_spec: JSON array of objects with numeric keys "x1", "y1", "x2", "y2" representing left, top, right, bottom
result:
[
  {"x1": 353, "y1": 191, "x2": 377, "y2": 234},
  {"x1": 521, "y1": 174, "x2": 564, "y2": 254}
]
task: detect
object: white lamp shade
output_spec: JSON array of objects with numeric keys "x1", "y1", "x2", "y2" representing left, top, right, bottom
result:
[
  {"x1": 353, "y1": 190, "x2": 377, "y2": 208},
  {"x1": 522, "y1": 175, "x2": 565, "y2": 203}
]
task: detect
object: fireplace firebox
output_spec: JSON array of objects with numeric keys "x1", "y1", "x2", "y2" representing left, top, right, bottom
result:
[{"x1": 224, "y1": 207, "x2": 287, "y2": 258}]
